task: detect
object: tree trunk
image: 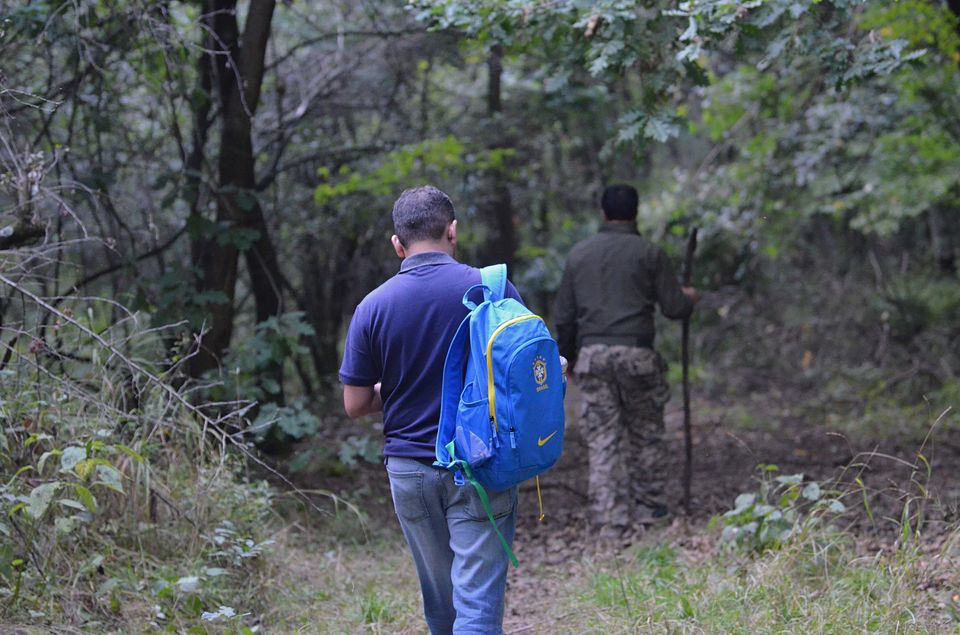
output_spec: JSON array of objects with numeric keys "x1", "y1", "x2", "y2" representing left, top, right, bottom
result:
[
  {"x1": 190, "y1": 0, "x2": 283, "y2": 398},
  {"x1": 929, "y1": 201, "x2": 958, "y2": 275},
  {"x1": 302, "y1": 228, "x2": 358, "y2": 380},
  {"x1": 479, "y1": 45, "x2": 517, "y2": 271}
]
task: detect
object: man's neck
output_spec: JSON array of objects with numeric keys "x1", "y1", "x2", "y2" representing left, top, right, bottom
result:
[{"x1": 404, "y1": 242, "x2": 453, "y2": 258}]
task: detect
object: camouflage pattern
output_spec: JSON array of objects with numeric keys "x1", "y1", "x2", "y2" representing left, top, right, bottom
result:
[{"x1": 576, "y1": 344, "x2": 671, "y2": 535}]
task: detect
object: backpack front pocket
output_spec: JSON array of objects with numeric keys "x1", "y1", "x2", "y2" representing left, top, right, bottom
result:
[
  {"x1": 455, "y1": 381, "x2": 494, "y2": 468},
  {"x1": 505, "y1": 337, "x2": 565, "y2": 468}
]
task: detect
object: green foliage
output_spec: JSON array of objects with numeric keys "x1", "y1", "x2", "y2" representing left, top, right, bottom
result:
[
  {"x1": 874, "y1": 275, "x2": 960, "y2": 341},
  {"x1": 142, "y1": 471, "x2": 276, "y2": 633},
  {"x1": 138, "y1": 266, "x2": 229, "y2": 333},
  {"x1": 358, "y1": 587, "x2": 397, "y2": 625},
  {"x1": 861, "y1": 0, "x2": 960, "y2": 64},
  {"x1": 250, "y1": 401, "x2": 320, "y2": 442},
  {"x1": 313, "y1": 137, "x2": 514, "y2": 206},
  {"x1": 0, "y1": 395, "x2": 147, "y2": 608},
  {"x1": 683, "y1": 2, "x2": 956, "y2": 242},
  {"x1": 590, "y1": 545, "x2": 683, "y2": 614},
  {"x1": 220, "y1": 312, "x2": 315, "y2": 402},
  {"x1": 716, "y1": 465, "x2": 846, "y2": 553},
  {"x1": 208, "y1": 520, "x2": 276, "y2": 567},
  {"x1": 336, "y1": 435, "x2": 381, "y2": 467},
  {"x1": 413, "y1": 0, "x2": 927, "y2": 153}
]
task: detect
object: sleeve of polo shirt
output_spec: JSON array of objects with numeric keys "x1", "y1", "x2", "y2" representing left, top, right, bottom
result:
[
  {"x1": 505, "y1": 280, "x2": 525, "y2": 305},
  {"x1": 553, "y1": 259, "x2": 578, "y2": 363},
  {"x1": 652, "y1": 247, "x2": 693, "y2": 321},
  {"x1": 339, "y1": 303, "x2": 379, "y2": 386}
]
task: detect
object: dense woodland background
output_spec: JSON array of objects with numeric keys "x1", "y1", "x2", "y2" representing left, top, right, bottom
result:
[{"x1": 2, "y1": 1, "x2": 960, "y2": 633}]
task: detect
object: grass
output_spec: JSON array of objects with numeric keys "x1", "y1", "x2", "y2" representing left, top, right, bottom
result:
[
  {"x1": 543, "y1": 538, "x2": 954, "y2": 634},
  {"x1": 262, "y1": 530, "x2": 424, "y2": 634},
  {"x1": 244, "y1": 521, "x2": 957, "y2": 634},
  {"x1": 4, "y1": 444, "x2": 957, "y2": 634}
]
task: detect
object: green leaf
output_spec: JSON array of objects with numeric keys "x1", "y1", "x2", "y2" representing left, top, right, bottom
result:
[
  {"x1": 177, "y1": 575, "x2": 201, "y2": 593},
  {"x1": 25, "y1": 482, "x2": 60, "y2": 519},
  {"x1": 114, "y1": 444, "x2": 145, "y2": 464},
  {"x1": 827, "y1": 499, "x2": 846, "y2": 513},
  {"x1": 262, "y1": 378, "x2": 281, "y2": 395},
  {"x1": 184, "y1": 594, "x2": 204, "y2": 617},
  {"x1": 74, "y1": 457, "x2": 113, "y2": 479},
  {"x1": 73, "y1": 484, "x2": 98, "y2": 513},
  {"x1": 203, "y1": 567, "x2": 229, "y2": 577},
  {"x1": 801, "y1": 482, "x2": 822, "y2": 501},
  {"x1": 732, "y1": 493, "x2": 757, "y2": 512},
  {"x1": 24, "y1": 432, "x2": 52, "y2": 448},
  {"x1": 57, "y1": 498, "x2": 86, "y2": 511},
  {"x1": 644, "y1": 115, "x2": 681, "y2": 142},
  {"x1": 775, "y1": 473, "x2": 804, "y2": 486},
  {"x1": 94, "y1": 464, "x2": 124, "y2": 493},
  {"x1": 679, "y1": 593, "x2": 695, "y2": 618},
  {"x1": 37, "y1": 449, "x2": 62, "y2": 474},
  {"x1": 60, "y1": 446, "x2": 87, "y2": 472},
  {"x1": 55, "y1": 516, "x2": 77, "y2": 535},
  {"x1": 152, "y1": 578, "x2": 173, "y2": 599}
]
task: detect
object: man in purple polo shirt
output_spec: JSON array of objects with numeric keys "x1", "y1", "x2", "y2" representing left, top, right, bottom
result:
[{"x1": 340, "y1": 185, "x2": 523, "y2": 635}]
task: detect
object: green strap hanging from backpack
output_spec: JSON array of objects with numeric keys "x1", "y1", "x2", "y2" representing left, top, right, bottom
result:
[{"x1": 445, "y1": 440, "x2": 519, "y2": 568}]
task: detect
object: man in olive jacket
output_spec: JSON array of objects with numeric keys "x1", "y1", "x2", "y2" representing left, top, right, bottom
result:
[{"x1": 555, "y1": 184, "x2": 699, "y2": 540}]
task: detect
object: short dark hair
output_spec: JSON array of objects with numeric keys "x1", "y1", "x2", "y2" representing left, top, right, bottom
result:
[
  {"x1": 392, "y1": 185, "x2": 456, "y2": 247},
  {"x1": 601, "y1": 184, "x2": 639, "y2": 221}
]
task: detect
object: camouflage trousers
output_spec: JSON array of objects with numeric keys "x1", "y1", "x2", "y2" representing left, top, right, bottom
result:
[{"x1": 576, "y1": 344, "x2": 671, "y2": 534}]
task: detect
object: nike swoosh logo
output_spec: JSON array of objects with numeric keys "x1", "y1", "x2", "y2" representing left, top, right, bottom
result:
[{"x1": 537, "y1": 431, "x2": 557, "y2": 446}]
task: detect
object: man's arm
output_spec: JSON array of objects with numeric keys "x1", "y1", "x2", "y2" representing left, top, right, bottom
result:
[
  {"x1": 653, "y1": 248, "x2": 698, "y2": 320},
  {"x1": 343, "y1": 383, "x2": 382, "y2": 418},
  {"x1": 554, "y1": 261, "x2": 578, "y2": 366},
  {"x1": 340, "y1": 301, "x2": 383, "y2": 418}
]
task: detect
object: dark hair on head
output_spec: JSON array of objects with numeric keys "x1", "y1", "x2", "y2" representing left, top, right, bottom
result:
[
  {"x1": 601, "y1": 184, "x2": 639, "y2": 221},
  {"x1": 392, "y1": 185, "x2": 456, "y2": 246}
]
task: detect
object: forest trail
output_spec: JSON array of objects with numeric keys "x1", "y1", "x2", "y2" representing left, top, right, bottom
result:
[
  {"x1": 506, "y1": 385, "x2": 960, "y2": 631},
  {"x1": 299, "y1": 383, "x2": 960, "y2": 633}
]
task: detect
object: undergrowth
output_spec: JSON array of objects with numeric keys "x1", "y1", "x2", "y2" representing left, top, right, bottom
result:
[
  {"x1": 559, "y1": 466, "x2": 959, "y2": 635},
  {"x1": 0, "y1": 284, "x2": 304, "y2": 633}
]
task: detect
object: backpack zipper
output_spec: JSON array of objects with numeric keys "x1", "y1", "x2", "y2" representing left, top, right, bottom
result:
[{"x1": 486, "y1": 313, "x2": 543, "y2": 432}]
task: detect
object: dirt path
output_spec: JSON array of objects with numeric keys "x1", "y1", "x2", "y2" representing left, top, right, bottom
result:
[
  {"x1": 293, "y1": 385, "x2": 960, "y2": 633},
  {"x1": 500, "y1": 384, "x2": 960, "y2": 632}
]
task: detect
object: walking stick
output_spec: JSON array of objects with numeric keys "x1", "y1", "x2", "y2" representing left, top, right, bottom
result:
[{"x1": 681, "y1": 228, "x2": 698, "y2": 515}]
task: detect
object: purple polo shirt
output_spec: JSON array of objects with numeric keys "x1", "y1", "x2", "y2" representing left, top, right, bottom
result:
[{"x1": 339, "y1": 251, "x2": 523, "y2": 459}]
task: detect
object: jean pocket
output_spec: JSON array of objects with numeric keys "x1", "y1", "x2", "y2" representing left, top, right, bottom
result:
[
  {"x1": 464, "y1": 484, "x2": 517, "y2": 522},
  {"x1": 386, "y1": 467, "x2": 429, "y2": 522}
]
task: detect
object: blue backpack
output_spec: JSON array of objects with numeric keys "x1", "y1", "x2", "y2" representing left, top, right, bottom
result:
[{"x1": 436, "y1": 264, "x2": 566, "y2": 565}]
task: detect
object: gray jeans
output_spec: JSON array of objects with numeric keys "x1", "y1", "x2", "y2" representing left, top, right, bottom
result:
[{"x1": 385, "y1": 456, "x2": 518, "y2": 635}]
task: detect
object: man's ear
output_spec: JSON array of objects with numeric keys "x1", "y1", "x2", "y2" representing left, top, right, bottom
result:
[
  {"x1": 391, "y1": 235, "x2": 406, "y2": 259},
  {"x1": 447, "y1": 220, "x2": 457, "y2": 246}
]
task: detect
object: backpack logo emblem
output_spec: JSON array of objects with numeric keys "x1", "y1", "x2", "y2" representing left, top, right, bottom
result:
[
  {"x1": 537, "y1": 431, "x2": 557, "y2": 446},
  {"x1": 533, "y1": 356, "x2": 547, "y2": 386}
]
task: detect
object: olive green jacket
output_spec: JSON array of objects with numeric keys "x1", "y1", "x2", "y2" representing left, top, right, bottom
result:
[{"x1": 554, "y1": 222, "x2": 693, "y2": 364}]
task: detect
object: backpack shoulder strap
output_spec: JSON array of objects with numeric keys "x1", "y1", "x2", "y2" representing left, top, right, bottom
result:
[
  {"x1": 436, "y1": 313, "x2": 472, "y2": 466},
  {"x1": 480, "y1": 264, "x2": 507, "y2": 302}
]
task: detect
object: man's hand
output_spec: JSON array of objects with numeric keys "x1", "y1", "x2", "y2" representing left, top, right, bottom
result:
[
  {"x1": 343, "y1": 383, "x2": 383, "y2": 418},
  {"x1": 566, "y1": 359, "x2": 577, "y2": 384},
  {"x1": 682, "y1": 286, "x2": 701, "y2": 305}
]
